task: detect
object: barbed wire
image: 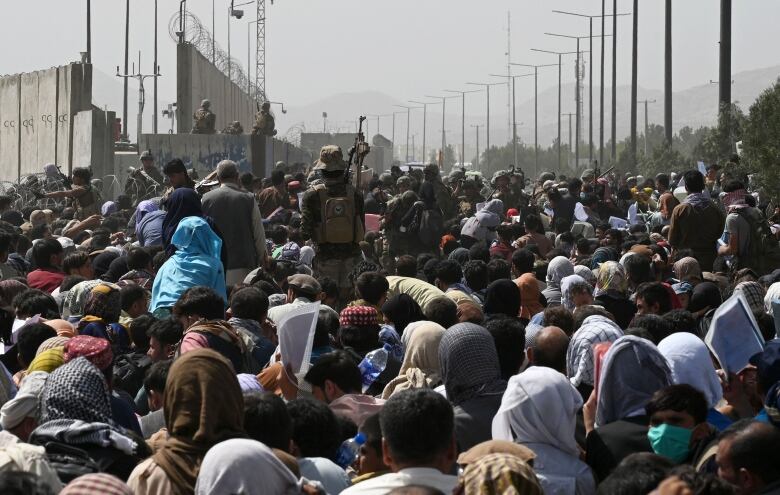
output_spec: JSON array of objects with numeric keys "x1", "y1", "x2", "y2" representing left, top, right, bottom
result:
[{"x1": 169, "y1": 10, "x2": 267, "y2": 103}]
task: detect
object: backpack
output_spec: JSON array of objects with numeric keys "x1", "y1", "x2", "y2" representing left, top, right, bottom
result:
[
  {"x1": 314, "y1": 184, "x2": 364, "y2": 244},
  {"x1": 733, "y1": 207, "x2": 780, "y2": 272},
  {"x1": 112, "y1": 352, "x2": 152, "y2": 397}
]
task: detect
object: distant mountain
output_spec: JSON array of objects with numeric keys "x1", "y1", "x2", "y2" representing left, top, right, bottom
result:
[{"x1": 277, "y1": 65, "x2": 780, "y2": 158}]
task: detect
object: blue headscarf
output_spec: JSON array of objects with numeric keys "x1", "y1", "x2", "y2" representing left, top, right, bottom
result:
[
  {"x1": 135, "y1": 199, "x2": 160, "y2": 239},
  {"x1": 162, "y1": 188, "x2": 205, "y2": 249},
  {"x1": 151, "y1": 216, "x2": 226, "y2": 313}
]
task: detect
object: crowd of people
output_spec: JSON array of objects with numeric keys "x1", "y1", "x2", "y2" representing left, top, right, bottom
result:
[{"x1": 0, "y1": 149, "x2": 777, "y2": 495}]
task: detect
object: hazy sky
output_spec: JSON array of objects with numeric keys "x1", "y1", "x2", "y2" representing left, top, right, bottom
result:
[{"x1": 2, "y1": 0, "x2": 779, "y2": 137}]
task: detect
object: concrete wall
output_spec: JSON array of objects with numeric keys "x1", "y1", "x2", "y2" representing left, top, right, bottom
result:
[
  {"x1": 177, "y1": 43, "x2": 255, "y2": 135},
  {"x1": 138, "y1": 134, "x2": 312, "y2": 180},
  {"x1": 72, "y1": 108, "x2": 115, "y2": 182},
  {"x1": 140, "y1": 133, "x2": 255, "y2": 178},
  {"x1": 0, "y1": 75, "x2": 20, "y2": 178},
  {"x1": 0, "y1": 63, "x2": 93, "y2": 180}
]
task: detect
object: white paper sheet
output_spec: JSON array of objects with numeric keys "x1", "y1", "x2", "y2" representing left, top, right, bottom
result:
[
  {"x1": 705, "y1": 293, "x2": 765, "y2": 376},
  {"x1": 277, "y1": 301, "x2": 320, "y2": 377}
]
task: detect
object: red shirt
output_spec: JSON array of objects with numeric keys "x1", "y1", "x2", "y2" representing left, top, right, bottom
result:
[
  {"x1": 489, "y1": 241, "x2": 514, "y2": 262},
  {"x1": 27, "y1": 269, "x2": 65, "y2": 294}
]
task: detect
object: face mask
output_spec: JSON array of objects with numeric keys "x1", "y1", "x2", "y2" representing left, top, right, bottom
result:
[{"x1": 647, "y1": 423, "x2": 693, "y2": 464}]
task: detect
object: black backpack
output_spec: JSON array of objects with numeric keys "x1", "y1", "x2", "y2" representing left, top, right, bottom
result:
[
  {"x1": 733, "y1": 208, "x2": 780, "y2": 272},
  {"x1": 42, "y1": 442, "x2": 120, "y2": 484},
  {"x1": 112, "y1": 352, "x2": 152, "y2": 397}
]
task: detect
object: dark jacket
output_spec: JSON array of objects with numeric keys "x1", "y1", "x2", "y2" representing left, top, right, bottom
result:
[
  {"x1": 202, "y1": 183, "x2": 263, "y2": 270},
  {"x1": 585, "y1": 415, "x2": 652, "y2": 482}
]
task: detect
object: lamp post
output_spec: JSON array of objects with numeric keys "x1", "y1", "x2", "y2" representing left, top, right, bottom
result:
[
  {"x1": 366, "y1": 114, "x2": 392, "y2": 139},
  {"x1": 394, "y1": 105, "x2": 422, "y2": 163},
  {"x1": 489, "y1": 73, "x2": 533, "y2": 173},
  {"x1": 530, "y1": 49, "x2": 577, "y2": 172},
  {"x1": 466, "y1": 81, "x2": 508, "y2": 170},
  {"x1": 550, "y1": 10, "x2": 627, "y2": 165},
  {"x1": 562, "y1": 112, "x2": 574, "y2": 166},
  {"x1": 409, "y1": 100, "x2": 437, "y2": 166},
  {"x1": 425, "y1": 94, "x2": 460, "y2": 162},
  {"x1": 510, "y1": 62, "x2": 556, "y2": 172},
  {"x1": 444, "y1": 89, "x2": 481, "y2": 168},
  {"x1": 638, "y1": 99, "x2": 656, "y2": 156},
  {"x1": 546, "y1": 31, "x2": 611, "y2": 169},
  {"x1": 470, "y1": 124, "x2": 481, "y2": 169}
]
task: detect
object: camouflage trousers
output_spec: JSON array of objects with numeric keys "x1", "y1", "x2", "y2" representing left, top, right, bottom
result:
[{"x1": 313, "y1": 254, "x2": 360, "y2": 310}]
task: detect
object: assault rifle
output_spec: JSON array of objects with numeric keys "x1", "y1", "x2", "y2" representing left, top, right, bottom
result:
[{"x1": 345, "y1": 116, "x2": 370, "y2": 187}]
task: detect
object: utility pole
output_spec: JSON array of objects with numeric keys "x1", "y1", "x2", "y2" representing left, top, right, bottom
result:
[
  {"x1": 122, "y1": 0, "x2": 129, "y2": 141},
  {"x1": 444, "y1": 89, "x2": 481, "y2": 167},
  {"x1": 425, "y1": 95, "x2": 459, "y2": 162},
  {"x1": 562, "y1": 112, "x2": 574, "y2": 167},
  {"x1": 546, "y1": 32, "x2": 610, "y2": 169},
  {"x1": 601, "y1": 0, "x2": 606, "y2": 163},
  {"x1": 153, "y1": 0, "x2": 158, "y2": 134},
  {"x1": 630, "y1": 0, "x2": 639, "y2": 169},
  {"x1": 117, "y1": 53, "x2": 161, "y2": 145},
  {"x1": 511, "y1": 62, "x2": 556, "y2": 172},
  {"x1": 410, "y1": 100, "x2": 434, "y2": 166},
  {"x1": 552, "y1": 10, "x2": 628, "y2": 166},
  {"x1": 533, "y1": 48, "x2": 578, "y2": 172},
  {"x1": 394, "y1": 105, "x2": 422, "y2": 163},
  {"x1": 490, "y1": 73, "x2": 533, "y2": 171},
  {"x1": 466, "y1": 81, "x2": 507, "y2": 170},
  {"x1": 86, "y1": 0, "x2": 91, "y2": 64},
  {"x1": 638, "y1": 99, "x2": 656, "y2": 156},
  {"x1": 471, "y1": 124, "x2": 481, "y2": 169},
  {"x1": 611, "y1": 0, "x2": 617, "y2": 163},
  {"x1": 664, "y1": 0, "x2": 673, "y2": 146},
  {"x1": 719, "y1": 0, "x2": 732, "y2": 132},
  {"x1": 506, "y1": 11, "x2": 512, "y2": 144}
]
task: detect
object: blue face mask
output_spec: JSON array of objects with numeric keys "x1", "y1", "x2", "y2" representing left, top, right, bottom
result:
[{"x1": 647, "y1": 423, "x2": 693, "y2": 464}]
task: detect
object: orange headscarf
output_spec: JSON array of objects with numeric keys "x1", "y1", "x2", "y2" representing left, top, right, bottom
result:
[{"x1": 516, "y1": 274, "x2": 544, "y2": 320}]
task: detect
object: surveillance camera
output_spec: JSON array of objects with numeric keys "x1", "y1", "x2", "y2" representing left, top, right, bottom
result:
[
  {"x1": 231, "y1": 8, "x2": 244, "y2": 18},
  {"x1": 282, "y1": 109, "x2": 287, "y2": 114}
]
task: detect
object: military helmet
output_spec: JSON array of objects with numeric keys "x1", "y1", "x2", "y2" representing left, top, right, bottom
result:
[
  {"x1": 201, "y1": 99, "x2": 211, "y2": 109},
  {"x1": 313, "y1": 145, "x2": 346, "y2": 171},
  {"x1": 491, "y1": 169, "x2": 511, "y2": 186},
  {"x1": 447, "y1": 169, "x2": 465, "y2": 184},
  {"x1": 139, "y1": 150, "x2": 154, "y2": 162},
  {"x1": 539, "y1": 171, "x2": 556, "y2": 183}
]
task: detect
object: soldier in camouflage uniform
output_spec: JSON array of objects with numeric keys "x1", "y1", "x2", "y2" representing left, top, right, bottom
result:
[
  {"x1": 300, "y1": 145, "x2": 364, "y2": 308},
  {"x1": 423, "y1": 164, "x2": 456, "y2": 220},
  {"x1": 191, "y1": 99, "x2": 217, "y2": 134},
  {"x1": 252, "y1": 102, "x2": 277, "y2": 136},
  {"x1": 125, "y1": 150, "x2": 165, "y2": 204}
]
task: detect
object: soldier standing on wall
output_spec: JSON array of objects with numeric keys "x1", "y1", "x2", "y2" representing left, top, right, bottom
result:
[
  {"x1": 252, "y1": 101, "x2": 277, "y2": 136},
  {"x1": 300, "y1": 145, "x2": 365, "y2": 308},
  {"x1": 191, "y1": 99, "x2": 217, "y2": 134}
]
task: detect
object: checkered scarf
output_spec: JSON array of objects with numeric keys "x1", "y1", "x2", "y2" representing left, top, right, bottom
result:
[
  {"x1": 31, "y1": 419, "x2": 136, "y2": 456},
  {"x1": 734, "y1": 281, "x2": 766, "y2": 314},
  {"x1": 339, "y1": 306, "x2": 379, "y2": 327},
  {"x1": 567, "y1": 315, "x2": 624, "y2": 387},
  {"x1": 40, "y1": 357, "x2": 113, "y2": 425},
  {"x1": 439, "y1": 323, "x2": 506, "y2": 405}
]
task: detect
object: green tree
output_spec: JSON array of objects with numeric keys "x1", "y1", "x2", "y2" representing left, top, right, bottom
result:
[
  {"x1": 692, "y1": 103, "x2": 746, "y2": 165},
  {"x1": 741, "y1": 81, "x2": 780, "y2": 201}
]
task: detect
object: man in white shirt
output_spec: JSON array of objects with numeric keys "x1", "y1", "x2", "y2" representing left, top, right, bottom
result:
[{"x1": 341, "y1": 389, "x2": 458, "y2": 495}]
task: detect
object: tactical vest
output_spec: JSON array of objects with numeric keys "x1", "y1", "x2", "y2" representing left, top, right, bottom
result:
[{"x1": 313, "y1": 184, "x2": 364, "y2": 244}]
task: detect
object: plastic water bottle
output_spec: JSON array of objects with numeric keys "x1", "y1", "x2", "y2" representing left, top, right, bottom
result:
[
  {"x1": 335, "y1": 432, "x2": 366, "y2": 469},
  {"x1": 358, "y1": 344, "x2": 391, "y2": 392}
]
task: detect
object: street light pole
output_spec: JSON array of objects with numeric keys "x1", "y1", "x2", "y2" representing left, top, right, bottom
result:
[
  {"x1": 664, "y1": 0, "x2": 673, "y2": 146},
  {"x1": 511, "y1": 63, "x2": 556, "y2": 173},
  {"x1": 531, "y1": 49, "x2": 577, "y2": 172},
  {"x1": 490, "y1": 73, "x2": 532, "y2": 172},
  {"x1": 630, "y1": 0, "x2": 639, "y2": 169},
  {"x1": 466, "y1": 81, "x2": 507, "y2": 171},
  {"x1": 409, "y1": 100, "x2": 432, "y2": 165},
  {"x1": 562, "y1": 112, "x2": 574, "y2": 166},
  {"x1": 471, "y1": 124, "x2": 481, "y2": 168},
  {"x1": 638, "y1": 99, "x2": 656, "y2": 156},
  {"x1": 611, "y1": 0, "x2": 618, "y2": 162},
  {"x1": 444, "y1": 89, "x2": 481, "y2": 167}
]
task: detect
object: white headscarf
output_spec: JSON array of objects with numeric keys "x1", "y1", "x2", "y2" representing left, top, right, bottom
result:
[
  {"x1": 195, "y1": 439, "x2": 302, "y2": 495},
  {"x1": 595, "y1": 336, "x2": 672, "y2": 428},
  {"x1": 546, "y1": 256, "x2": 574, "y2": 290},
  {"x1": 764, "y1": 282, "x2": 780, "y2": 316},
  {"x1": 658, "y1": 333, "x2": 723, "y2": 409},
  {"x1": 561, "y1": 274, "x2": 590, "y2": 311},
  {"x1": 492, "y1": 367, "x2": 582, "y2": 458},
  {"x1": 299, "y1": 246, "x2": 315, "y2": 267},
  {"x1": 0, "y1": 371, "x2": 48, "y2": 430}
]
